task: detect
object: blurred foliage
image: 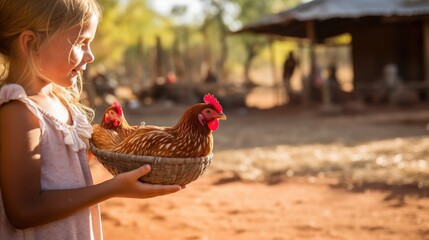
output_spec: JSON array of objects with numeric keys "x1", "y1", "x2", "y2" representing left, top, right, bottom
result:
[
  {"x1": 93, "y1": 0, "x2": 171, "y2": 69},
  {"x1": 91, "y1": 0, "x2": 302, "y2": 85},
  {"x1": 230, "y1": 0, "x2": 301, "y2": 84}
]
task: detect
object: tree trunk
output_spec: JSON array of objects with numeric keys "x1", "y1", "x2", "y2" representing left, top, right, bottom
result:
[
  {"x1": 244, "y1": 44, "x2": 257, "y2": 85},
  {"x1": 216, "y1": 14, "x2": 228, "y2": 82},
  {"x1": 155, "y1": 36, "x2": 164, "y2": 84}
]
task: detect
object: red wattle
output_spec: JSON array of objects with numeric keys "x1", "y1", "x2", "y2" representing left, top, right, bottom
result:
[{"x1": 208, "y1": 119, "x2": 219, "y2": 131}]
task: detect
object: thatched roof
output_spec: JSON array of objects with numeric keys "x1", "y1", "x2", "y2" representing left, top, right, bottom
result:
[{"x1": 234, "y1": 0, "x2": 429, "y2": 40}]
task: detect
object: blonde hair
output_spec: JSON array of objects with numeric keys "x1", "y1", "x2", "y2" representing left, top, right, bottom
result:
[{"x1": 0, "y1": 0, "x2": 102, "y2": 121}]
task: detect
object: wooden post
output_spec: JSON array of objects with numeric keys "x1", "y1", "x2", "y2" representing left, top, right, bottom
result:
[
  {"x1": 135, "y1": 35, "x2": 144, "y2": 90},
  {"x1": 423, "y1": 19, "x2": 429, "y2": 98},
  {"x1": 321, "y1": 45, "x2": 333, "y2": 108},
  {"x1": 303, "y1": 20, "x2": 316, "y2": 106},
  {"x1": 155, "y1": 36, "x2": 163, "y2": 85}
]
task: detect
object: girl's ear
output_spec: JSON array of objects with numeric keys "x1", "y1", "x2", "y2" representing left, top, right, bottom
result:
[{"x1": 17, "y1": 30, "x2": 39, "y2": 57}]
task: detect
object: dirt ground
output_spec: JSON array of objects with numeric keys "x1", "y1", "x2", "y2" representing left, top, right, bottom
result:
[{"x1": 90, "y1": 101, "x2": 429, "y2": 240}]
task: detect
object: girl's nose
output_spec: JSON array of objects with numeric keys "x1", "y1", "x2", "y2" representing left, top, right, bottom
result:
[{"x1": 85, "y1": 49, "x2": 95, "y2": 63}]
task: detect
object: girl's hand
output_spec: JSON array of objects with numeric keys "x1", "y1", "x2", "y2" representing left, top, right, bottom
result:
[{"x1": 110, "y1": 165, "x2": 183, "y2": 199}]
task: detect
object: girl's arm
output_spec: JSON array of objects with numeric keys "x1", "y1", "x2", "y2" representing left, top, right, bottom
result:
[{"x1": 0, "y1": 101, "x2": 181, "y2": 229}]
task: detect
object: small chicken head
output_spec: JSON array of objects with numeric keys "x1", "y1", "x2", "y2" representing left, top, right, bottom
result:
[
  {"x1": 104, "y1": 101, "x2": 123, "y2": 127},
  {"x1": 198, "y1": 94, "x2": 226, "y2": 131}
]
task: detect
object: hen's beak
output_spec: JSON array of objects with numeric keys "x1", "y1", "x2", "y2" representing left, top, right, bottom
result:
[{"x1": 217, "y1": 112, "x2": 227, "y2": 120}]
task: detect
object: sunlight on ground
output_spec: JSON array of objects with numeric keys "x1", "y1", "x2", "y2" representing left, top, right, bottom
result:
[
  {"x1": 245, "y1": 87, "x2": 286, "y2": 109},
  {"x1": 212, "y1": 136, "x2": 429, "y2": 188}
]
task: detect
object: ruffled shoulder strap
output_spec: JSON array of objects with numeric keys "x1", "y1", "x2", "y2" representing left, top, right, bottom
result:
[
  {"x1": 62, "y1": 101, "x2": 93, "y2": 151},
  {"x1": 0, "y1": 84, "x2": 93, "y2": 152},
  {"x1": 0, "y1": 84, "x2": 46, "y2": 131},
  {"x1": 0, "y1": 84, "x2": 28, "y2": 105}
]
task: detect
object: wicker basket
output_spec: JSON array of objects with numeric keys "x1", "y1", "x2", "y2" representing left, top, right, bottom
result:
[{"x1": 90, "y1": 142, "x2": 213, "y2": 185}]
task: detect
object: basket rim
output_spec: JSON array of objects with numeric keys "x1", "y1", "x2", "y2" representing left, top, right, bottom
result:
[{"x1": 89, "y1": 141, "x2": 214, "y2": 164}]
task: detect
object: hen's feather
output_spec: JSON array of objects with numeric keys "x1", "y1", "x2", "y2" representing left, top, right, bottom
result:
[
  {"x1": 111, "y1": 103, "x2": 222, "y2": 158},
  {"x1": 91, "y1": 124, "x2": 122, "y2": 151},
  {"x1": 94, "y1": 94, "x2": 225, "y2": 159}
]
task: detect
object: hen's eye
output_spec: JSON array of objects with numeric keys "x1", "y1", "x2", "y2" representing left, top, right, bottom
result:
[{"x1": 206, "y1": 109, "x2": 212, "y2": 114}]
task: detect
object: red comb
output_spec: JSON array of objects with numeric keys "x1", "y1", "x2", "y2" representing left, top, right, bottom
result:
[
  {"x1": 112, "y1": 101, "x2": 123, "y2": 117},
  {"x1": 203, "y1": 94, "x2": 222, "y2": 113}
]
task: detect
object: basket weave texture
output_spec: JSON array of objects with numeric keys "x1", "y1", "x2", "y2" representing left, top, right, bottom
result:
[{"x1": 90, "y1": 142, "x2": 213, "y2": 185}]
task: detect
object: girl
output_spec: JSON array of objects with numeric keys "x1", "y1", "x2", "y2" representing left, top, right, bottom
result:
[{"x1": 0, "y1": 0, "x2": 182, "y2": 239}]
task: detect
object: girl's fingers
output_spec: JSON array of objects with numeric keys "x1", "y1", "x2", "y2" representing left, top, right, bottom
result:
[
  {"x1": 145, "y1": 184, "x2": 182, "y2": 197},
  {"x1": 132, "y1": 164, "x2": 151, "y2": 178},
  {"x1": 123, "y1": 165, "x2": 183, "y2": 197}
]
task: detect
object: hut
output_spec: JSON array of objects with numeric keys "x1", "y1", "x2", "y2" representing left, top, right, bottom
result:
[{"x1": 235, "y1": 0, "x2": 429, "y2": 105}]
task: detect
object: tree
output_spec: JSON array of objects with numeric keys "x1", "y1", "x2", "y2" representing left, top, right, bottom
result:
[
  {"x1": 199, "y1": 0, "x2": 241, "y2": 83},
  {"x1": 232, "y1": 0, "x2": 300, "y2": 85},
  {"x1": 90, "y1": 0, "x2": 302, "y2": 89},
  {"x1": 92, "y1": 0, "x2": 170, "y2": 75}
]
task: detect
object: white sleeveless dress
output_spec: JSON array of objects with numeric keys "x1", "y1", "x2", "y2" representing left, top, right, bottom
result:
[{"x1": 0, "y1": 84, "x2": 102, "y2": 240}]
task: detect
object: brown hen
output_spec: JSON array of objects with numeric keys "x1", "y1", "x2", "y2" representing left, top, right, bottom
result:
[
  {"x1": 91, "y1": 124, "x2": 122, "y2": 150},
  {"x1": 100, "y1": 101, "x2": 139, "y2": 140},
  {"x1": 111, "y1": 94, "x2": 226, "y2": 158}
]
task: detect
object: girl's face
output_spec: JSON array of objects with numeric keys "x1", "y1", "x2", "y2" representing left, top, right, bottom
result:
[{"x1": 36, "y1": 15, "x2": 98, "y2": 88}]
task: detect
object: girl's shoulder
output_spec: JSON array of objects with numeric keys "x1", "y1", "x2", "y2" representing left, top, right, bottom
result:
[
  {"x1": 0, "y1": 91, "x2": 43, "y2": 156},
  {"x1": 0, "y1": 84, "x2": 28, "y2": 105},
  {"x1": 0, "y1": 84, "x2": 40, "y2": 129},
  {"x1": 0, "y1": 99, "x2": 40, "y2": 134}
]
